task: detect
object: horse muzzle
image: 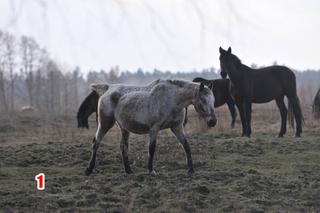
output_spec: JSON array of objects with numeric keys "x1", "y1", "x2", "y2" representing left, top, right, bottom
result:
[
  {"x1": 220, "y1": 71, "x2": 227, "y2": 79},
  {"x1": 207, "y1": 117, "x2": 217, "y2": 127}
]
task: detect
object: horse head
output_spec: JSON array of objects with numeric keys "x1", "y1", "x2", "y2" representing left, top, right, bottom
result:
[
  {"x1": 193, "y1": 82, "x2": 217, "y2": 127},
  {"x1": 219, "y1": 46, "x2": 232, "y2": 79}
]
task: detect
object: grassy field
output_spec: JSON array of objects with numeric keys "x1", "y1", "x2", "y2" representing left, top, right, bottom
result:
[{"x1": 0, "y1": 108, "x2": 320, "y2": 212}]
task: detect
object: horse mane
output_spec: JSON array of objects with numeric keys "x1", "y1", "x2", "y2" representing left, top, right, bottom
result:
[
  {"x1": 230, "y1": 53, "x2": 242, "y2": 67},
  {"x1": 167, "y1": 79, "x2": 193, "y2": 88}
]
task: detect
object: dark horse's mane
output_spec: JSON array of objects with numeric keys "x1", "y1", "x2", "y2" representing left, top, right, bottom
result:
[{"x1": 77, "y1": 90, "x2": 99, "y2": 128}]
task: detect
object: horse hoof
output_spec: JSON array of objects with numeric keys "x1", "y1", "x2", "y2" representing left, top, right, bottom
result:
[
  {"x1": 295, "y1": 134, "x2": 301, "y2": 138},
  {"x1": 187, "y1": 169, "x2": 194, "y2": 176},
  {"x1": 278, "y1": 134, "x2": 284, "y2": 138},
  {"x1": 149, "y1": 170, "x2": 157, "y2": 176},
  {"x1": 85, "y1": 168, "x2": 92, "y2": 176},
  {"x1": 125, "y1": 168, "x2": 133, "y2": 174}
]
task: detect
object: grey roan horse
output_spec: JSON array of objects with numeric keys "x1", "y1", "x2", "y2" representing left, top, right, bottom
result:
[
  {"x1": 85, "y1": 79, "x2": 217, "y2": 176},
  {"x1": 219, "y1": 47, "x2": 303, "y2": 137}
]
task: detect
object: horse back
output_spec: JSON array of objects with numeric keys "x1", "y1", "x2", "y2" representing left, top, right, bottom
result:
[{"x1": 247, "y1": 65, "x2": 297, "y2": 102}]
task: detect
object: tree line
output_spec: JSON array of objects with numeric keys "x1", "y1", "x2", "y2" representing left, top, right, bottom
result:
[{"x1": 0, "y1": 30, "x2": 319, "y2": 115}]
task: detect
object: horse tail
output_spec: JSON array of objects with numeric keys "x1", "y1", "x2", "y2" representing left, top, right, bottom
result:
[
  {"x1": 183, "y1": 107, "x2": 188, "y2": 127},
  {"x1": 90, "y1": 83, "x2": 109, "y2": 96},
  {"x1": 287, "y1": 95, "x2": 304, "y2": 129}
]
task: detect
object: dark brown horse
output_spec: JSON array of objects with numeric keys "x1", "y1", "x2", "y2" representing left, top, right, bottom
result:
[
  {"x1": 184, "y1": 77, "x2": 237, "y2": 128},
  {"x1": 313, "y1": 88, "x2": 320, "y2": 119},
  {"x1": 219, "y1": 47, "x2": 303, "y2": 137}
]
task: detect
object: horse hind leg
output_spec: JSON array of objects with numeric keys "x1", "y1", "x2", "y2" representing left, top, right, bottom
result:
[
  {"x1": 275, "y1": 96, "x2": 287, "y2": 137},
  {"x1": 120, "y1": 128, "x2": 132, "y2": 174},
  {"x1": 85, "y1": 114, "x2": 115, "y2": 176}
]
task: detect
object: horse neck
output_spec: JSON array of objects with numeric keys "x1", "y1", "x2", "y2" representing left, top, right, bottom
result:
[
  {"x1": 228, "y1": 63, "x2": 245, "y2": 86},
  {"x1": 174, "y1": 84, "x2": 198, "y2": 108}
]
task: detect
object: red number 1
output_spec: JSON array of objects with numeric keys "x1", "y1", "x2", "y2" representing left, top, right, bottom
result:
[{"x1": 35, "y1": 173, "x2": 45, "y2": 190}]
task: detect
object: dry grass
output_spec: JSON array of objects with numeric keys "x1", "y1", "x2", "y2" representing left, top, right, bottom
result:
[{"x1": 0, "y1": 108, "x2": 320, "y2": 212}]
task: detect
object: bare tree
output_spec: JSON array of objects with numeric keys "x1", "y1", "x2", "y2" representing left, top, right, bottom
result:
[
  {"x1": 72, "y1": 66, "x2": 80, "y2": 108},
  {"x1": 20, "y1": 36, "x2": 40, "y2": 107},
  {"x1": 3, "y1": 32, "x2": 17, "y2": 111},
  {"x1": 0, "y1": 30, "x2": 8, "y2": 112}
]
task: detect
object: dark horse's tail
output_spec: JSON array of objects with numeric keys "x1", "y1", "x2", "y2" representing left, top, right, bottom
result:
[
  {"x1": 312, "y1": 88, "x2": 320, "y2": 119},
  {"x1": 287, "y1": 88, "x2": 304, "y2": 136},
  {"x1": 288, "y1": 97, "x2": 303, "y2": 127},
  {"x1": 77, "y1": 90, "x2": 100, "y2": 128}
]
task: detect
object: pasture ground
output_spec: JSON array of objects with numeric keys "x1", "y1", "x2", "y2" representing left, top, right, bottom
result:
[{"x1": 0, "y1": 108, "x2": 320, "y2": 212}]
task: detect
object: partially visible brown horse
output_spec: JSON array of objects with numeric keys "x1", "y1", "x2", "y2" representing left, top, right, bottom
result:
[
  {"x1": 313, "y1": 88, "x2": 320, "y2": 119},
  {"x1": 184, "y1": 77, "x2": 237, "y2": 128}
]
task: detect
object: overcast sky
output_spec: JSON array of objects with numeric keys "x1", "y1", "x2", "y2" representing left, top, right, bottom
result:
[{"x1": 1, "y1": 0, "x2": 320, "y2": 72}]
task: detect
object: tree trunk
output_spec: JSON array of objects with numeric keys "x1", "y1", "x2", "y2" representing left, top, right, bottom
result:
[
  {"x1": 9, "y1": 66, "x2": 14, "y2": 111},
  {"x1": 0, "y1": 71, "x2": 8, "y2": 112}
]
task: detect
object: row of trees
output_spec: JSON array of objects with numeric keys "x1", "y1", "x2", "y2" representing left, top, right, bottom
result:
[
  {"x1": 0, "y1": 30, "x2": 319, "y2": 115},
  {"x1": 0, "y1": 30, "x2": 84, "y2": 113}
]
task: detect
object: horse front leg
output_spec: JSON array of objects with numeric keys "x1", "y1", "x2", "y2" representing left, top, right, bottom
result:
[
  {"x1": 148, "y1": 129, "x2": 159, "y2": 175},
  {"x1": 171, "y1": 125, "x2": 194, "y2": 175},
  {"x1": 236, "y1": 102, "x2": 247, "y2": 137},
  {"x1": 227, "y1": 101, "x2": 237, "y2": 128}
]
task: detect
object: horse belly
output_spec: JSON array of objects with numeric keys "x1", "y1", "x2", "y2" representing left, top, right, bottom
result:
[
  {"x1": 121, "y1": 119, "x2": 150, "y2": 134},
  {"x1": 252, "y1": 79, "x2": 282, "y2": 103}
]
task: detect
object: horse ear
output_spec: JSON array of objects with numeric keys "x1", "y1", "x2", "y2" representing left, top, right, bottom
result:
[
  {"x1": 227, "y1": 47, "x2": 232, "y2": 54},
  {"x1": 219, "y1": 47, "x2": 224, "y2": 54},
  {"x1": 200, "y1": 82, "x2": 205, "y2": 91}
]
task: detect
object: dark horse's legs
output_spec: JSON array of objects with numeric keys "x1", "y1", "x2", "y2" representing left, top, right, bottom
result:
[
  {"x1": 120, "y1": 128, "x2": 132, "y2": 174},
  {"x1": 85, "y1": 115, "x2": 115, "y2": 176},
  {"x1": 275, "y1": 96, "x2": 287, "y2": 137},
  {"x1": 244, "y1": 100, "x2": 252, "y2": 137},
  {"x1": 227, "y1": 101, "x2": 237, "y2": 128},
  {"x1": 236, "y1": 100, "x2": 252, "y2": 137},
  {"x1": 236, "y1": 102, "x2": 247, "y2": 137},
  {"x1": 171, "y1": 125, "x2": 194, "y2": 175}
]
